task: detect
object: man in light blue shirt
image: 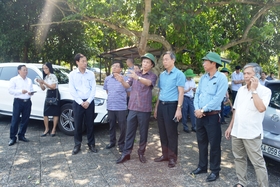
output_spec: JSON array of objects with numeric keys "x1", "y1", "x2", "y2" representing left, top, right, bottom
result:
[
  {"x1": 69, "y1": 53, "x2": 97, "y2": 155},
  {"x1": 191, "y1": 52, "x2": 228, "y2": 182},
  {"x1": 154, "y1": 51, "x2": 185, "y2": 168},
  {"x1": 231, "y1": 65, "x2": 244, "y2": 104}
]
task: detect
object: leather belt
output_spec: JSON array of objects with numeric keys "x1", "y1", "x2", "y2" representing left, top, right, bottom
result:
[
  {"x1": 159, "y1": 100, "x2": 178, "y2": 105},
  {"x1": 203, "y1": 110, "x2": 221, "y2": 116},
  {"x1": 15, "y1": 98, "x2": 30, "y2": 102}
]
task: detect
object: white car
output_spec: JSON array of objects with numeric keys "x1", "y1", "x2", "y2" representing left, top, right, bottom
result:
[{"x1": 0, "y1": 63, "x2": 108, "y2": 136}]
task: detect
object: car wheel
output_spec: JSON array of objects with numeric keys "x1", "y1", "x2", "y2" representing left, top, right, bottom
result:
[{"x1": 59, "y1": 103, "x2": 75, "y2": 136}]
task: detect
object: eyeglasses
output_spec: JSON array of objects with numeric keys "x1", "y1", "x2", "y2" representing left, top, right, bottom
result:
[{"x1": 111, "y1": 65, "x2": 120, "y2": 68}]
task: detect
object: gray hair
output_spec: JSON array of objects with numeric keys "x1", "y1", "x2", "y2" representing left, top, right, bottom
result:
[
  {"x1": 243, "y1": 62, "x2": 262, "y2": 77},
  {"x1": 163, "y1": 51, "x2": 176, "y2": 61}
]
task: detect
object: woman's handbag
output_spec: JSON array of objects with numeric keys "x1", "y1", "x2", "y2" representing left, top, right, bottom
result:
[{"x1": 45, "y1": 89, "x2": 59, "y2": 106}]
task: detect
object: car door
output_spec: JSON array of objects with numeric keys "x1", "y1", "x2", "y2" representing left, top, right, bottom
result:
[{"x1": 0, "y1": 66, "x2": 18, "y2": 114}]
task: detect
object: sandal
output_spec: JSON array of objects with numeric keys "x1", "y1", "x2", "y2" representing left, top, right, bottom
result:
[{"x1": 233, "y1": 183, "x2": 244, "y2": 187}]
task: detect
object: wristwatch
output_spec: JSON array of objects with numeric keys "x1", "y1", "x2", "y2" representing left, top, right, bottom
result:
[
  {"x1": 177, "y1": 104, "x2": 182, "y2": 108},
  {"x1": 200, "y1": 109, "x2": 204, "y2": 113},
  {"x1": 252, "y1": 90, "x2": 258, "y2": 94},
  {"x1": 137, "y1": 76, "x2": 142, "y2": 81}
]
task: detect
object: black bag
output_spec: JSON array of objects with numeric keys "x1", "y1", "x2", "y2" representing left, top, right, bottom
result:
[{"x1": 45, "y1": 89, "x2": 59, "y2": 106}]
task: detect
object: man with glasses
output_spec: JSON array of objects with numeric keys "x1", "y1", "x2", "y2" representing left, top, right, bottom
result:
[{"x1": 103, "y1": 62, "x2": 130, "y2": 152}]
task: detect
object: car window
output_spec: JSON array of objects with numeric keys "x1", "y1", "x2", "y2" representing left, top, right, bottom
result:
[
  {"x1": 267, "y1": 84, "x2": 280, "y2": 110},
  {"x1": 54, "y1": 68, "x2": 69, "y2": 84},
  {"x1": 27, "y1": 68, "x2": 39, "y2": 84},
  {"x1": 0, "y1": 67, "x2": 17, "y2": 80}
]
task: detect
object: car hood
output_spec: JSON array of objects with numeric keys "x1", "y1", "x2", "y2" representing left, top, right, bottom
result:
[{"x1": 58, "y1": 84, "x2": 107, "y2": 100}]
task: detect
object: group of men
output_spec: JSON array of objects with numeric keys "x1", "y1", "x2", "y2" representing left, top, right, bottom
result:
[{"x1": 8, "y1": 51, "x2": 271, "y2": 187}]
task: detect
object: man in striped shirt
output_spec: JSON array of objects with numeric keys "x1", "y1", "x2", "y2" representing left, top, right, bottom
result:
[{"x1": 103, "y1": 61, "x2": 131, "y2": 152}]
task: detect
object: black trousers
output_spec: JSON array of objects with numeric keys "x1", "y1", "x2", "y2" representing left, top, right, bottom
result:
[
  {"x1": 107, "y1": 110, "x2": 127, "y2": 148},
  {"x1": 10, "y1": 98, "x2": 32, "y2": 140},
  {"x1": 232, "y1": 90, "x2": 238, "y2": 105},
  {"x1": 196, "y1": 114, "x2": 221, "y2": 174},
  {"x1": 123, "y1": 110, "x2": 151, "y2": 156},
  {"x1": 72, "y1": 100, "x2": 95, "y2": 146},
  {"x1": 157, "y1": 102, "x2": 178, "y2": 160}
]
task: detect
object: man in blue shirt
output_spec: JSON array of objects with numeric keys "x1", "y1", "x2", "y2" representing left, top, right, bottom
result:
[
  {"x1": 103, "y1": 61, "x2": 130, "y2": 152},
  {"x1": 154, "y1": 51, "x2": 185, "y2": 168},
  {"x1": 191, "y1": 52, "x2": 228, "y2": 182}
]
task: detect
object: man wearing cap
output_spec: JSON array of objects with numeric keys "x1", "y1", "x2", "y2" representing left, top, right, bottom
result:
[
  {"x1": 231, "y1": 65, "x2": 244, "y2": 104},
  {"x1": 115, "y1": 53, "x2": 157, "y2": 164},
  {"x1": 220, "y1": 67, "x2": 230, "y2": 124},
  {"x1": 191, "y1": 52, "x2": 228, "y2": 182},
  {"x1": 154, "y1": 51, "x2": 185, "y2": 168},
  {"x1": 182, "y1": 69, "x2": 197, "y2": 133}
]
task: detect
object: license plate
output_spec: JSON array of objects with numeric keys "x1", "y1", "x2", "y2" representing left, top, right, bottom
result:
[{"x1": 261, "y1": 144, "x2": 280, "y2": 159}]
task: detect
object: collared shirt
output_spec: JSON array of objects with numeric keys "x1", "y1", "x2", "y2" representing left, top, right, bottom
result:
[
  {"x1": 127, "y1": 70, "x2": 157, "y2": 112},
  {"x1": 158, "y1": 67, "x2": 185, "y2": 101},
  {"x1": 194, "y1": 71, "x2": 228, "y2": 111},
  {"x1": 184, "y1": 78, "x2": 196, "y2": 98},
  {"x1": 44, "y1": 74, "x2": 58, "y2": 90},
  {"x1": 103, "y1": 74, "x2": 130, "y2": 110},
  {"x1": 231, "y1": 71, "x2": 244, "y2": 91},
  {"x1": 259, "y1": 78, "x2": 267, "y2": 86},
  {"x1": 231, "y1": 84, "x2": 271, "y2": 139},
  {"x1": 69, "y1": 68, "x2": 96, "y2": 105},
  {"x1": 9, "y1": 75, "x2": 34, "y2": 99}
]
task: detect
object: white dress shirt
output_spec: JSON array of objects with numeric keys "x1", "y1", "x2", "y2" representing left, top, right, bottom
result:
[
  {"x1": 231, "y1": 84, "x2": 271, "y2": 139},
  {"x1": 69, "y1": 68, "x2": 96, "y2": 105},
  {"x1": 8, "y1": 75, "x2": 33, "y2": 99},
  {"x1": 184, "y1": 79, "x2": 196, "y2": 98}
]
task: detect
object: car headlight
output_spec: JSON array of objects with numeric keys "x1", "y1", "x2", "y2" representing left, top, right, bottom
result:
[{"x1": 94, "y1": 97, "x2": 105, "y2": 106}]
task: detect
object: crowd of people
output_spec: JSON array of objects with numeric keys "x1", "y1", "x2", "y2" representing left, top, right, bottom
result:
[{"x1": 7, "y1": 51, "x2": 274, "y2": 187}]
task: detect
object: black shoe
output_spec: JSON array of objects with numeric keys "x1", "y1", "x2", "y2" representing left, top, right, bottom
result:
[
  {"x1": 8, "y1": 139, "x2": 16, "y2": 146},
  {"x1": 106, "y1": 143, "x2": 115, "y2": 149},
  {"x1": 154, "y1": 155, "x2": 169, "y2": 162},
  {"x1": 138, "y1": 154, "x2": 147, "y2": 163},
  {"x1": 18, "y1": 137, "x2": 29, "y2": 142},
  {"x1": 224, "y1": 115, "x2": 229, "y2": 118},
  {"x1": 88, "y1": 144, "x2": 98, "y2": 153},
  {"x1": 190, "y1": 167, "x2": 207, "y2": 175},
  {"x1": 41, "y1": 130, "x2": 50, "y2": 137},
  {"x1": 72, "y1": 145, "x2": 81, "y2": 155},
  {"x1": 206, "y1": 172, "x2": 219, "y2": 182},
  {"x1": 191, "y1": 128, "x2": 196, "y2": 132},
  {"x1": 51, "y1": 133, "x2": 56, "y2": 137},
  {"x1": 184, "y1": 129, "x2": 190, "y2": 133},
  {"x1": 168, "y1": 159, "x2": 176, "y2": 168},
  {"x1": 116, "y1": 154, "x2": 130, "y2": 164}
]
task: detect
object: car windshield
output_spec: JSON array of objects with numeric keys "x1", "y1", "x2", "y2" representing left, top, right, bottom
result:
[
  {"x1": 267, "y1": 83, "x2": 280, "y2": 110},
  {"x1": 39, "y1": 67, "x2": 70, "y2": 84}
]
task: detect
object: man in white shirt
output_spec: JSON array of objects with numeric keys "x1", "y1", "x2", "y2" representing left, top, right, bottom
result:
[
  {"x1": 259, "y1": 72, "x2": 267, "y2": 86},
  {"x1": 225, "y1": 63, "x2": 271, "y2": 187},
  {"x1": 231, "y1": 65, "x2": 244, "y2": 104},
  {"x1": 182, "y1": 69, "x2": 197, "y2": 133},
  {"x1": 8, "y1": 65, "x2": 34, "y2": 146},
  {"x1": 69, "y1": 53, "x2": 97, "y2": 155}
]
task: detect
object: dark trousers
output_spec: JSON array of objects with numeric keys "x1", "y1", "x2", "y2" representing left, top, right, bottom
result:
[
  {"x1": 10, "y1": 99, "x2": 32, "y2": 140},
  {"x1": 157, "y1": 102, "x2": 178, "y2": 160},
  {"x1": 123, "y1": 110, "x2": 151, "y2": 156},
  {"x1": 182, "y1": 96, "x2": 196, "y2": 130},
  {"x1": 72, "y1": 100, "x2": 95, "y2": 146},
  {"x1": 232, "y1": 90, "x2": 237, "y2": 105},
  {"x1": 108, "y1": 110, "x2": 127, "y2": 148},
  {"x1": 196, "y1": 114, "x2": 221, "y2": 174}
]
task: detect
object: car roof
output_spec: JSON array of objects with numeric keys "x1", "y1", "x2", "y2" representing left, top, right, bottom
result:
[
  {"x1": 0, "y1": 62, "x2": 67, "y2": 69},
  {"x1": 265, "y1": 80, "x2": 280, "y2": 86}
]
